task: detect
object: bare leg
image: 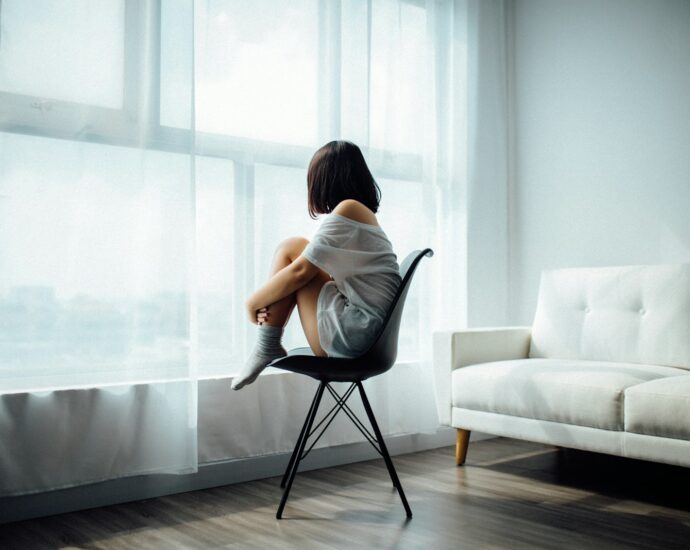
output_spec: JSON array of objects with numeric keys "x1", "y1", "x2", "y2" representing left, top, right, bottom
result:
[
  {"x1": 257, "y1": 237, "x2": 331, "y2": 357},
  {"x1": 233, "y1": 237, "x2": 331, "y2": 389},
  {"x1": 295, "y1": 272, "x2": 331, "y2": 357},
  {"x1": 260, "y1": 237, "x2": 308, "y2": 327}
]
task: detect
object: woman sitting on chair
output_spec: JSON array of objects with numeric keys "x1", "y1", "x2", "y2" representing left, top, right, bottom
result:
[{"x1": 232, "y1": 140, "x2": 402, "y2": 390}]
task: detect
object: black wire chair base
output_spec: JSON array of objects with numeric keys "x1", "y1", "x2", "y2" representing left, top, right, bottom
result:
[{"x1": 276, "y1": 380, "x2": 412, "y2": 520}]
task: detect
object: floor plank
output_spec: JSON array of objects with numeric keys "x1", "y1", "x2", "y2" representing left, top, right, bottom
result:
[{"x1": 2, "y1": 438, "x2": 690, "y2": 549}]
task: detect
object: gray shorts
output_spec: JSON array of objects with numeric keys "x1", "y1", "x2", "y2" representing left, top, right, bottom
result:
[{"x1": 316, "y1": 281, "x2": 383, "y2": 359}]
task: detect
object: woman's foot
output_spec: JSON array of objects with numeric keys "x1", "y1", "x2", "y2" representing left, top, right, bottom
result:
[{"x1": 231, "y1": 325, "x2": 287, "y2": 390}]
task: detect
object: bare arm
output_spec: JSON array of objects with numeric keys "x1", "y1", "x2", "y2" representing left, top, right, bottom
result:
[{"x1": 245, "y1": 255, "x2": 321, "y2": 323}]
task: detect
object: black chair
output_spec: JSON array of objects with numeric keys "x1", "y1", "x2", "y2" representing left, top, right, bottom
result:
[{"x1": 269, "y1": 248, "x2": 434, "y2": 519}]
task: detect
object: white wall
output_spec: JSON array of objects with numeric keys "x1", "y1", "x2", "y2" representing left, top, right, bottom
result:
[{"x1": 509, "y1": 0, "x2": 690, "y2": 324}]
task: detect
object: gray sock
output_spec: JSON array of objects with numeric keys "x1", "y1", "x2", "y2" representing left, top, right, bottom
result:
[{"x1": 231, "y1": 325, "x2": 287, "y2": 390}]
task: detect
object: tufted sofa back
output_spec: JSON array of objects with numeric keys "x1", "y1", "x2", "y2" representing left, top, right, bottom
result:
[{"x1": 529, "y1": 264, "x2": 690, "y2": 369}]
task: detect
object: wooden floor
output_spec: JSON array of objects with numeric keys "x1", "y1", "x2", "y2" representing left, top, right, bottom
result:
[{"x1": 2, "y1": 437, "x2": 690, "y2": 549}]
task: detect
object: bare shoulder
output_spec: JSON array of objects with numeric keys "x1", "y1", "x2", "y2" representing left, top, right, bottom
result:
[{"x1": 332, "y1": 199, "x2": 379, "y2": 226}]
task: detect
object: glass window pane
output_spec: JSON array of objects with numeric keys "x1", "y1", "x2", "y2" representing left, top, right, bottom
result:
[
  {"x1": 196, "y1": 156, "x2": 237, "y2": 376},
  {"x1": 340, "y1": 0, "x2": 369, "y2": 145},
  {"x1": 160, "y1": 0, "x2": 194, "y2": 129},
  {"x1": 190, "y1": 0, "x2": 319, "y2": 145},
  {"x1": 0, "y1": 0, "x2": 125, "y2": 108},
  {"x1": 370, "y1": 0, "x2": 426, "y2": 154},
  {"x1": 0, "y1": 132, "x2": 192, "y2": 392}
]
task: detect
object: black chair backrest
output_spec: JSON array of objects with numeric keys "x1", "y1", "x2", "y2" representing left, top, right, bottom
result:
[{"x1": 356, "y1": 248, "x2": 434, "y2": 377}]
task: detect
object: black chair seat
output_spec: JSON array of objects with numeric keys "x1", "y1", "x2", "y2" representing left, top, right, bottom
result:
[{"x1": 270, "y1": 347, "x2": 397, "y2": 382}]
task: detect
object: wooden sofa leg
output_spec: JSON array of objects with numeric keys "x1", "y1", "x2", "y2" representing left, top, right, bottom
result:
[{"x1": 455, "y1": 429, "x2": 471, "y2": 466}]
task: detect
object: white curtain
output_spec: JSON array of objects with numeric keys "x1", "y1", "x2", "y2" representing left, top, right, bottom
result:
[
  {"x1": 0, "y1": 0, "x2": 198, "y2": 494},
  {"x1": 0, "y1": 0, "x2": 499, "y2": 495},
  {"x1": 191, "y1": 0, "x2": 439, "y2": 376},
  {"x1": 191, "y1": 0, "x2": 462, "y2": 452}
]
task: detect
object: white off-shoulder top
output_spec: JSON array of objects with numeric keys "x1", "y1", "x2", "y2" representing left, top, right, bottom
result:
[{"x1": 301, "y1": 213, "x2": 402, "y2": 358}]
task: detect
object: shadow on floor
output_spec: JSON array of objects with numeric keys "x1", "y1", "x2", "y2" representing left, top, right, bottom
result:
[{"x1": 474, "y1": 441, "x2": 690, "y2": 512}]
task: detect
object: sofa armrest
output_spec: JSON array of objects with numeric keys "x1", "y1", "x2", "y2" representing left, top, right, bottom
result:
[{"x1": 432, "y1": 326, "x2": 532, "y2": 426}]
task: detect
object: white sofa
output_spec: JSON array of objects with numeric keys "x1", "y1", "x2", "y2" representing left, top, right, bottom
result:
[{"x1": 433, "y1": 264, "x2": 690, "y2": 467}]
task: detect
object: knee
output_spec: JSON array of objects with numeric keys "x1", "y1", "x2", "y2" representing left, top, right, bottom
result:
[{"x1": 276, "y1": 236, "x2": 309, "y2": 260}]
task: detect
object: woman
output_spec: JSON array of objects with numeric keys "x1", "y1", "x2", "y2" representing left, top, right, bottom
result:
[{"x1": 232, "y1": 141, "x2": 402, "y2": 390}]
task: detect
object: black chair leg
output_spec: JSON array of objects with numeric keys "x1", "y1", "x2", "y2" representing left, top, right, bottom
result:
[
  {"x1": 357, "y1": 381, "x2": 413, "y2": 518},
  {"x1": 280, "y1": 384, "x2": 321, "y2": 489},
  {"x1": 276, "y1": 381, "x2": 326, "y2": 519}
]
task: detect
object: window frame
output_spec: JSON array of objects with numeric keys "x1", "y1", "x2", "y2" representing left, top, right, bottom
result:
[{"x1": 0, "y1": 0, "x2": 423, "y2": 178}]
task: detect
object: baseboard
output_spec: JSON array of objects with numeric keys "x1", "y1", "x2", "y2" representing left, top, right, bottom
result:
[{"x1": 0, "y1": 429, "x2": 493, "y2": 524}]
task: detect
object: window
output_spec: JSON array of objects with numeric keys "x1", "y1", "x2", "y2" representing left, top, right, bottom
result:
[
  {"x1": 0, "y1": 0, "x2": 126, "y2": 108},
  {"x1": 0, "y1": 0, "x2": 431, "y2": 390},
  {"x1": 192, "y1": 0, "x2": 319, "y2": 146},
  {"x1": 0, "y1": 132, "x2": 193, "y2": 391},
  {"x1": 370, "y1": 0, "x2": 427, "y2": 153}
]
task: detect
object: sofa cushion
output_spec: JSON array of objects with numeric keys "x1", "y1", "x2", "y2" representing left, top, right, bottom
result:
[
  {"x1": 624, "y1": 376, "x2": 690, "y2": 441},
  {"x1": 452, "y1": 359, "x2": 686, "y2": 431},
  {"x1": 529, "y1": 264, "x2": 690, "y2": 369}
]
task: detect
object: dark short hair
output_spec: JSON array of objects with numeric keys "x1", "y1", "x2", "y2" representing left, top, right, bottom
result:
[{"x1": 307, "y1": 141, "x2": 381, "y2": 219}]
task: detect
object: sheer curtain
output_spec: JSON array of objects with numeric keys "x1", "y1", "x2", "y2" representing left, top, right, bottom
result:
[
  {"x1": 192, "y1": 0, "x2": 468, "y2": 453},
  {"x1": 0, "y1": 0, "x2": 198, "y2": 494},
  {"x1": 0, "y1": 0, "x2": 485, "y2": 495}
]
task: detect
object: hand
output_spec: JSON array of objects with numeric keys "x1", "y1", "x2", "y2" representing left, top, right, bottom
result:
[
  {"x1": 246, "y1": 299, "x2": 270, "y2": 325},
  {"x1": 256, "y1": 306, "x2": 270, "y2": 325}
]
